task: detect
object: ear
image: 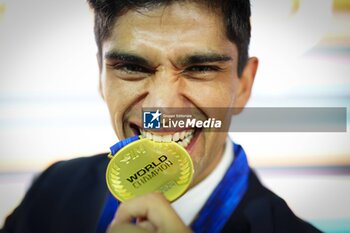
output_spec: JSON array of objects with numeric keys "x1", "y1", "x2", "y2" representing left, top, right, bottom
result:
[
  {"x1": 234, "y1": 57, "x2": 258, "y2": 110},
  {"x1": 97, "y1": 52, "x2": 105, "y2": 100}
]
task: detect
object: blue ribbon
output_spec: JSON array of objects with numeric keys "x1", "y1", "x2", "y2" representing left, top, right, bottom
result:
[
  {"x1": 95, "y1": 193, "x2": 119, "y2": 233},
  {"x1": 109, "y1": 135, "x2": 140, "y2": 155},
  {"x1": 191, "y1": 143, "x2": 250, "y2": 233},
  {"x1": 95, "y1": 138, "x2": 249, "y2": 233}
]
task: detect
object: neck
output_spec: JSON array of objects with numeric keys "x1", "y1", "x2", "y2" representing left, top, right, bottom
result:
[{"x1": 191, "y1": 142, "x2": 226, "y2": 188}]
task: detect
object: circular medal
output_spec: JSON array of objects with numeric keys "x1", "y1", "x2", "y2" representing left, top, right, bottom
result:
[{"x1": 106, "y1": 138, "x2": 194, "y2": 202}]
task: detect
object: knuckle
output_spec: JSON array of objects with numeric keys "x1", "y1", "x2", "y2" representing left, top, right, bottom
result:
[{"x1": 149, "y1": 192, "x2": 166, "y2": 202}]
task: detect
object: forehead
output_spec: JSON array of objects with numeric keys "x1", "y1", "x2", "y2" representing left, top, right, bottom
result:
[
  {"x1": 115, "y1": 2, "x2": 222, "y2": 33},
  {"x1": 103, "y1": 2, "x2": 237, "y2": 58}
]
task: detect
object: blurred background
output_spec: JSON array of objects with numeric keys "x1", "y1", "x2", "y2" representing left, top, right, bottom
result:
[{"x1": 0, "y1": 0, "x2": 349, "y2": 231}]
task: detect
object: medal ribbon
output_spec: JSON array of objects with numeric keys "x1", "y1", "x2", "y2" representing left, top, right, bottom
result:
[
  {"x1": 190, "y1": 143, "x2": 250, "y2": 233},
  {"x1": 94, "y1": 192, "x2": 118, "y2": 233},
  {"x1": 95, "y1": 138, "x2": 249, "y2": 233}
]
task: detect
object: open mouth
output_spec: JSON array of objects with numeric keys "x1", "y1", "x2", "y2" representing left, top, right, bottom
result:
[{"x1": 130, "y1": 123, "x2": 200, "y2": 149}]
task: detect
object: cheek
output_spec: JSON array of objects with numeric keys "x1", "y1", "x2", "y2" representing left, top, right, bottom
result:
[
  {"x1": 184, "y1": 77, "x2": 237, "y2": 108},
  {"x1": 213, "y1": 77, "x2": 237, "y2": 106},
  {"x1": 104, "y1": 81, "x2": 124, "y2": 116},
  {"x1": 102, "y1": 75, "x2": 142, "y2": 125},
  {"x1": 103, "y1": 76, "x2": 148, "y2": 138}
]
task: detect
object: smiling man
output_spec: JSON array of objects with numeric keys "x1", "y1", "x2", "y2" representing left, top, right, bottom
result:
[
  {"x1": 1, "y1": 1, "x2": 321, "y2": 233},
  {"x1": 101, "y1": 1, "x2": 247, "y2": 193}
]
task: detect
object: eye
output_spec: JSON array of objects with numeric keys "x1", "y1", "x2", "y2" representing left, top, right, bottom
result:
[
  {"x1": 115, "y1": 64, "x2": 151, "y2": 74},
  {"x1": 109, "y1": 63, "x2": 155, "y2": 80},
  {"x1": 182, "y1": 65, "x2": 223, "y2": 80},
  {"x1": 185, "y1": 65, "x2": 222, "y2": 73}
]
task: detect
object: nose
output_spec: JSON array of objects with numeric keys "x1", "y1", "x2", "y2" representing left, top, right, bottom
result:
[{"x1": 142, "y1": 71, "x2": 188, "y2": 109}]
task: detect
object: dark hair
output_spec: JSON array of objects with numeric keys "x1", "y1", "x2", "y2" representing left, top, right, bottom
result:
[{"x1": 87, "y1": 0, "x2": 251, "y2": 76}]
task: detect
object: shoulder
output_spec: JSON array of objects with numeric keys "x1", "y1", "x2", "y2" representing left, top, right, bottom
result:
[
  {"x1": 48, "y1": 153, "x2": 109, "y2": 173},
  {"x1": 41, "y1": 153, "x2": 109, "y2": 179},
  {"x1": 1, "y1": 153, "x2": 110, "y2": 233},
  {"x1": 29, "y1": 153, "x2": 109, "y2": 190},
  {"x1": 222, "y1": 170, "x2": 322, "y2": 233}
]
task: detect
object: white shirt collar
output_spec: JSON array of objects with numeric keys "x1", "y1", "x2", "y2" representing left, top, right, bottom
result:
[{"x1": 171, "y1": 138, "x2": 234, "y2": 225}]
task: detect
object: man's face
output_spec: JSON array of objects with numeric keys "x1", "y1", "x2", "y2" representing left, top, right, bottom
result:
[{"x1": 100, "y1": 2, "x2": 248, "y2": 185}]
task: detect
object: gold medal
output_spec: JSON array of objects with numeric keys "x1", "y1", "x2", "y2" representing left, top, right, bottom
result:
[{"x1": 106, "y1": 138, "x2": 194, "y2": 202}]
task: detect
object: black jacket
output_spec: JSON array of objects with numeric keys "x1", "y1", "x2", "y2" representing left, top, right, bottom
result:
[{"x1": 1, "y1": 153, "x2": 321, "y2": 233}]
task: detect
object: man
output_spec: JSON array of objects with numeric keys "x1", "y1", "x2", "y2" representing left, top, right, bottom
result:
[{"x1": 1, "y1": 0, "x2": 321, "y2": 232}]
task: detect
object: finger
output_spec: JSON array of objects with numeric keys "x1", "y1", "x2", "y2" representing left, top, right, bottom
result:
[
  {"x1": 115, "y1": 193, "x2": 180, "y2": 228},
  {"x1": 107, "y1": 223, "x2": 149, "y2": 233},
  {"x1": 114, "y1": 193, "x2": 192, "y2": 233},
  {"x1": 137, "y1": 220, "x2": 157, "y2": 232}
]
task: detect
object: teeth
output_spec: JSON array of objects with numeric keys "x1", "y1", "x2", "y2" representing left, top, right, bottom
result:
[
  {"x1": 153, "y1": 135, "x2": 162, "y2": 142},
  {"x1": 180, "y1": 131, "x2": 186, "y2": 140},
  {"x1": 183, "y1": 137, "x2": 190, "y2": 144},
  {"x1": 173, "y1": 132, "x2": 180, "y2": 141},
  {"x1": 146, "y1": 132, "x2": 152, "y2": 140},
  {"x1": 162, "y1": 135, "x2": 172, "y2": 142},
  {"x1": 139, "y1": 129, "x2": 195, "y2": 148},
  {"x1": 178, "y1": 141, "x2": 185, "y2": 147}
]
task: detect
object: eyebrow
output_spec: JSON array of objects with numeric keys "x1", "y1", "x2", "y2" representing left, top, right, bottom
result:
[
  {"x1": 104, "y1": 51, "x2": 232, "y2": 68},
  {"x1": 104, "y1": 51, "x2": 151, "y2": 67},
  {"x1": 179, "y1": 54, "x2": 232, "y2": 66}
]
